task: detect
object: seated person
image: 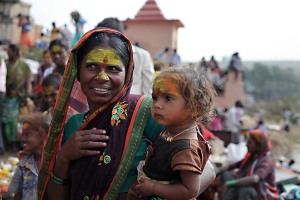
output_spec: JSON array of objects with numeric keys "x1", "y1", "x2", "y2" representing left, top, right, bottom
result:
[{"x1": 216, "y1": 129, "x2": 278, "y2": 200}]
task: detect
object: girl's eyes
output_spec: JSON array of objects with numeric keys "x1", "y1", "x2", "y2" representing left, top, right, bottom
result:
[
  {"x1": 151, "y1": 95, "x2": 173, "y2": 102},
  {"x1": 165, "y1": 95, "x2": 173, "y2": 102},
  {"x1": 152, "y1": 95, "x2": 158, "y2": 101}
]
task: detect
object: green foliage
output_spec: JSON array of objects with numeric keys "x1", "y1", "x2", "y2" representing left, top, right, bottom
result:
[
  {"x1": 244, "y1": 63, "x2": 300, "y2": 122},
  {"x1": 245, "y1": 63, "x2": 300, "y2": 101}
]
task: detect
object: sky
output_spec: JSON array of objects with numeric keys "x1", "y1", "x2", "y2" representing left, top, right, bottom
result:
[{"x1": 22, "y1": 0, "x2": 300, "y2": 63}]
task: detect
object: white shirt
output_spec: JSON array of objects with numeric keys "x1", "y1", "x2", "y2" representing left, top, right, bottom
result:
[
  {"x1": 131, "y1": 45, "x2": 154, "y2": 95},
  {"x1": 0, "y1": 58, "x2": 7, "y2": 92}
]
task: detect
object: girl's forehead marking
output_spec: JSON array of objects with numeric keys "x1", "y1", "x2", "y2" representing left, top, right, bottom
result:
[
  {"x1": 22, "y1": 123, "x2": 30, "y2": 130},
  {"x1": 153, "y1": 78, "x2": 179, "y2": 96},
  {"x1": 86, "y1": 49, "x2": 120, "y2": 65}
]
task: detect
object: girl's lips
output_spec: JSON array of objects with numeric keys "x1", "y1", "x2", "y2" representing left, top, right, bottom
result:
[{"x1": 154, "y1": 113, "x2": 163, "y2": 119}]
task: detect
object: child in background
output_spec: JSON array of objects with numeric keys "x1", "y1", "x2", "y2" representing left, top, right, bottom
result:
[
  {"x1": 41, "y1": 72, "x2": 62, "y2": 118},
  {"x1": 8, "y1": 113, "x2": 50, "y2": 200},
  {"x1": 132, "y1": 65, "x2": 217, "y2": 199},
  {"x1": 2, "y1": 84, "x2": 20, "y2": 151}
]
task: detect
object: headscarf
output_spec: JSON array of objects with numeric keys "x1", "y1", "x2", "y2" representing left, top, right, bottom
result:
[
  {"x1": 239, "y1": 129, "x2": 272, "y2": 175},
  {"x1": 38, "y1": 28, "x2": 137, "y2": 199},
  {"x1": 238, "y1": 129, "x2": 278, "y2": 199}
]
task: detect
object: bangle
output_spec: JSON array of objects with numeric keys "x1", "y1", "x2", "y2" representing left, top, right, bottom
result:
[
  {"x1": 225, "y1": 180, "x2": 237, "y2": 188},
  {"x1": 50, "y1": 172, "x2": 70, "y2": 185}
]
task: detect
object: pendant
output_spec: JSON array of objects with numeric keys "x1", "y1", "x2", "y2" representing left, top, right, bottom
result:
[{"x1": 166, "y1": 136, "x2": 174, "y2": 142}]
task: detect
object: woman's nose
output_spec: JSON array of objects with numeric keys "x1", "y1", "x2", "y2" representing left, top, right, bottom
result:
[{"x1": 95, "y1": 71, "x2": 109, "y2": 81}]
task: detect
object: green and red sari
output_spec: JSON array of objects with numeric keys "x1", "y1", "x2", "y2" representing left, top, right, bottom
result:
[{"x1": 38, "y1": 28, "x2": 162, "y2": 200}]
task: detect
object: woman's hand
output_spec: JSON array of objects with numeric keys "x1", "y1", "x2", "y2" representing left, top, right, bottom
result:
[{"x1": 58, "y1": 128, "x2": 109, "y2": 163}]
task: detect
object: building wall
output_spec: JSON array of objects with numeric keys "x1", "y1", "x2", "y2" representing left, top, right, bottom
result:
[
  {"x1": 124, "y1": 20, "x2": 179, "y2": 59},
  {"x1": 0, "y1": 2, "x2": 41, "y2": 45}
]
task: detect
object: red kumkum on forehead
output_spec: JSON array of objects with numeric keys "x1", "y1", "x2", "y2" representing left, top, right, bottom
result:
[{"x1": 153, "y1": 78, "x2": 180, "y2": 96}]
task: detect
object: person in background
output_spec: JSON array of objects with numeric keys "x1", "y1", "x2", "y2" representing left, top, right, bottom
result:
[
  {"x1": 0, "y1": 55, "x2": 7, "y2": 154},
  {"x1": 8, "y1": 113, "x2": 51, "y2": 200},
  {"x1": 71, "y1": 11, "x2": 86, "y2": 47},
  {"x1": 41, "y1": 73, "x2": 62, "y2": 118},
  {"x1": 2, "y1": 84, "x2": 20, "y2": 152},
  {"x1": 35, "y1": 50, "x2": 55, "y2": 108},
  {"x1": 169, "y1": 48, "x2": 181, "y2": 66},
  {"x1": 208, "y1": 108, "x2": 223, "y2": 131},
  {"x1": 50, "y1": 22, "x2": 61, "y2": 42},
  {"x1": 129, "y1": 65, "x2": 216, "y2": 199},
  {"x1": 228, "y1": 100, "x2": 244, "y2": 144},
  {"x1": 18, "y1": 14, "x2": 33, "y2": 49},
  {"x1": 154, "y1": 47, "x2": 169, "y2": 67},
  {"x1": 6, "y1": 44, "x2": 32, "y2": 98},
  {"x1": 228, "y1": 52, "x2": 243, "y2": 80},
  {"x1": 43, "y1": 39, "x2": 69, "y2": 77},
  {"x1": 38, "y1": 28, "x2": 164, "y2": 200},
  {"x1": 96, "y1": 17, "x2": 154, "y2": 95},
  {"x1": 216, "y1": 129, "x2": 278, "y2": 200}
]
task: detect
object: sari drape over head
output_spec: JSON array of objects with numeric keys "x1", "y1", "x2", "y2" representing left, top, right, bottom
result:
[{"x1": 38, "y1": 28, "x2": 149, "y2": 200}]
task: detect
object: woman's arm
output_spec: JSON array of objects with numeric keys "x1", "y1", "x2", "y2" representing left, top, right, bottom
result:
[
  {"x1": 136, "y1": 170, "x2": 201, "y2": 200},
  {"x1": 45, "y1": 128, "x2": 109, "y2": 200}
]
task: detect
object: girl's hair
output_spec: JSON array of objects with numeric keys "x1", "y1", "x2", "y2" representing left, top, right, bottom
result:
[
  {"x1": 42, "y1": 73, "x2": 62, "y2": 89},
  {"x1": 76, "y1": 31, "x2": 130, "y2": 81},
  {"x1": 21, "y1": 113, "x2": 51, "y2": 135},
  {"x1": 154, "y1": 65, "x2": 217, "y2": 124}
]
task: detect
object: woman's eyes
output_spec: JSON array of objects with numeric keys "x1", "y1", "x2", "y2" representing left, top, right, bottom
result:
[{"x1": 85, "y1": 64, "x2": 122, "y2": 72}]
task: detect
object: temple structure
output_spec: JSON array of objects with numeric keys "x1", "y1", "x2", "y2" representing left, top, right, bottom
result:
[{"x1": 123, "y1": 0, "x2": 184, "y2": 58}]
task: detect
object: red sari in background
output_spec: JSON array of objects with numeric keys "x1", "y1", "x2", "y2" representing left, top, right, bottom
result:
[{"x1": 18, "y1": 15, "x2": 33, "y2": 49}]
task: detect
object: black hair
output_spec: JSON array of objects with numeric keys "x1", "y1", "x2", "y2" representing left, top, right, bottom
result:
[
  {"x1": 42, "y1": 73, "x2": 62, "y2": 89},
  {"x1": 49, "y1": 39, "x2": 68, "y2": 51},
  {"x1": 96, "y1": 17, "x2": 125, "y2": 33},
  {"x1": 76, "y1": 31, "x2": 130, "y2": 81},
  {"x1": 8, "y1": 44, "x2": 20, "y2": 57}
]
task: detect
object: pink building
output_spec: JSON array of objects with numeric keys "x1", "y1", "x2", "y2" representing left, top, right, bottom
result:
[{"x1": 123, "y1": 0, "x2": 184, "y2": 59}]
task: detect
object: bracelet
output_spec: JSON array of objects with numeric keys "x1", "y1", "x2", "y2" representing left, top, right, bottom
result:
[
  {"x1": 50, "y1": 172, "x2": 70, "y2": 185},
  {"x1": 225, "y1": 180, "x2": 237, "y2": 188}
]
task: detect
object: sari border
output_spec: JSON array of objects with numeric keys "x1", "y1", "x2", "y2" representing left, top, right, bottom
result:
[{"x1": 103, "y1": 95, "x2": 152, "y2": 199}]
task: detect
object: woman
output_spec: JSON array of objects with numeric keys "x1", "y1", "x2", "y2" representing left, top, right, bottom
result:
[
  {"x1": 217, "y1": 129, "x2": 278, "y2": 200},
  {"x1": 38, "y1": 28, "x2": 163, "y2": 200}
]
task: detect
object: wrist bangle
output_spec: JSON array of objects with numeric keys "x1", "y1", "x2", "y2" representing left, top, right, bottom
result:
[
  {"x1": 50, "y1": 172, "x2": 70, "y2": 185},
  {"x1": 225, "y1": 180, "x2": 237, "y2": 188}
]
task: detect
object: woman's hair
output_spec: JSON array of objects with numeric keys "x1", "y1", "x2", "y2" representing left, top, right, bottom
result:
[
  {"x1": 21, "y1": 113, "x2": 51, "y2": 135},
  {"x1": 154, "y1": 65, "x2": 217, "y2": 123},
  {"x1": 42, "y1": 73, "x2": 62, "y2": 89},
  {"x1": 76, "y1": 31, "x2": 130, "y2": 81},
  {"x1": 8, "y1": 44, "x2": 20, "y2": 57}
]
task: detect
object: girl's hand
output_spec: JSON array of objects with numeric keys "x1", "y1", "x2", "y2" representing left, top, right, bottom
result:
[
  {"x1": 135, "y1": 179, "x2": 155, "y2": 197},
  {"x1": 58, "y1": 128, "x2": 109, "y2": 163}
]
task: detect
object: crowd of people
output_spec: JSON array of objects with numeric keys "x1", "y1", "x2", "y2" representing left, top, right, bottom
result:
[{"x1": 0, "y1": 13, "x2": 291, "y2": 200}]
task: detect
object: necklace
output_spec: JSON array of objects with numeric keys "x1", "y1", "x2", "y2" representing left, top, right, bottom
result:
[{"x1": 165, "y1": 126, "x2": 197, "y2": 142}]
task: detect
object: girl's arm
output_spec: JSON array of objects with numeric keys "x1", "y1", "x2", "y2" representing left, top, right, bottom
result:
[{"x1": 136, "y1": 170, "x2": 201, "y2": 200}]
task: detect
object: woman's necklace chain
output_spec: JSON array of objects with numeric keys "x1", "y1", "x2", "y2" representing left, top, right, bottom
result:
[{"x1": 165, "y1": 125, "x2": 197, "y2": 142}]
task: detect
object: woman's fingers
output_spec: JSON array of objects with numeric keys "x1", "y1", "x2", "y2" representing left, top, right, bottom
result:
[
  {"x1": 79, "y1": 128, "x2": 109, "y2": 142},
  {"x1": 80, "y1": 141, "x2": 107, "y2": 149}
]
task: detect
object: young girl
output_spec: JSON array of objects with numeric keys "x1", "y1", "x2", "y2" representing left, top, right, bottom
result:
[
  {"x1": 133, "y1": 65, "x2": 217, "y2": 199},
  {"x1": 8, "y1": 113, "x2": 50, "y2": 200}
]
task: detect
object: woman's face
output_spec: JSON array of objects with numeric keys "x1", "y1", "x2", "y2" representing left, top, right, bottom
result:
[
  {"x1": 79, "y1": 46, "x2": 126, "y2": 111},
  {"x1": 246, "y1": 137, "x2": 260, "y2": 154}
]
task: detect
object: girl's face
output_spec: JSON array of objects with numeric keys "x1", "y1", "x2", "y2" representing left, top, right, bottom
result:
[
  {"x1": 22, "y1": 123, "x2": 45, "y2": 153},
  {"x1": 151, "y1": 78, "x2": 192, "y2": 127},
  {"x1": 42, "y1": 85, "x2": 58, "y2": 107},
  {"x1": 79, "y1": 47, "x2": 126, "y2": 111}
]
